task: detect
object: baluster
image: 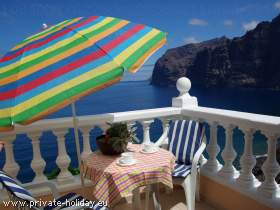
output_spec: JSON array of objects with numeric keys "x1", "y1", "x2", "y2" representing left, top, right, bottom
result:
[
  {"x1": 80, "y1": 127, "x2": 92, "y2": 162},
  {"x1": 28, "y1": 132, "x2": 47, "y2": 182},
  {"x1": 127, "y1": 121, "x2": 136, "y2": 135},
  {"x1": 161, "y1": 118, "x2": 170, "y2": 145},
  {"x1": 257, "y1": 132, "x2": 280, "y2": 198},
  {"x1": 140, "y1": 120, "x2": 154, "y2": 144},
  {"x1": 53, "y1": 129, "x2": 74, "y2": 184},
  {"x1": 197, "y1": 119, "x2": 207, "y2": 166},
  {"x1": 218, "y1": 124, "x2": 238, "y2": 179},
  {"x1": 127, "y1": 121, "x2": 136, "y2": 136},
  {"x1": 203, "y1": 121, "x2": 222, "y2": 172},
  {"x1": 127, "y1": 121, "x2": 136, "y2": 130},
  {"x1": 127, "y1": 121, "x2": 140, "y2": 143},
  {"x1": 3, "y1": 135, "x2": 19, "y2": 178},
  {"x1": 154, "y1": 118, "x2": 170, "y2": 148},
  {"x1": 160, "y1": 118, "x2": 170, "y2": 134},
  {"x1": 236, "y1": 128, "x2": 259, "y2": 188}
]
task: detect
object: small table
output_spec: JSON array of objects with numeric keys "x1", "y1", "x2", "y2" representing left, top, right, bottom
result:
[{"x1": 82, "y1": 144, "x2": 175, "y2": 207}]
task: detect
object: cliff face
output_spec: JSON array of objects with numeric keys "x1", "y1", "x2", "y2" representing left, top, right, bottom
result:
[{"x1": 151, "y1": 14, "x2": 280, "y2": 90}]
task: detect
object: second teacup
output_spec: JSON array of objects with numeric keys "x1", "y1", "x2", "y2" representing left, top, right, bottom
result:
[
  {"x1": 120, "y1": 152, "x2": 134, "y2": 164},
  {"x1": 143, "y1": 143, "x2": 156, "y2": 152}
]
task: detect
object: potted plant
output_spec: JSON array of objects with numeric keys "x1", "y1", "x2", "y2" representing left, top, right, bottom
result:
[{"x1": 96, "y1": 123, "x2": 136, "y2": 155}]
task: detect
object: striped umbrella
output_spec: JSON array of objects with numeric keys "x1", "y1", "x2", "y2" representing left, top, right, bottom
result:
[
  {"x1": 0, "y1": 16, "x2": 166, "y2": 187},
  {"x1": 0, "y1": 16, "x2": 166, "y2": 130}
]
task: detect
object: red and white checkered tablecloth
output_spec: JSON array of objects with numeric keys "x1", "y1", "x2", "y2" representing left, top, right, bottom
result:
[{"x1": 82, "y1": 144, "x2": 175, "y2": 207}]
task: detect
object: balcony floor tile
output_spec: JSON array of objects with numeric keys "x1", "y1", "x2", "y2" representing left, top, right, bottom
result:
[{"x1": 113, "y1": 188, "x2": 216, "y2": 210}]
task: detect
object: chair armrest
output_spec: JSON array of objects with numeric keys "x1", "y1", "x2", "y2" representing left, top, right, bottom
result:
[
  {"x1": 159, "y1": 141, "x2": 168, "y2": 150},
  {"x1": 154, "y1": 129, "x2": 169, "y2": 147},
  {"x1": 22, "y1": 181, "x2": 60, "y2": 199},
  {"x1": 190, "y1": 137, "x2": 206, "y2": 184}
]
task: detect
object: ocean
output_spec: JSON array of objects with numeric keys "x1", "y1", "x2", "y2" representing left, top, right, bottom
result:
[{"x1": 1, "y1": 78, "x2": 280, "y2": 183}]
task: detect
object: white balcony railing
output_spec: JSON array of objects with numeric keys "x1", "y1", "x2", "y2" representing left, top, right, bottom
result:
[{"x1": 0, "y1": 77, "x2": 279, "y2": 209}]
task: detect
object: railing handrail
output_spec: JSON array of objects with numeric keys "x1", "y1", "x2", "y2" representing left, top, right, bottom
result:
[
  {"x1": 0, "y1": 114, "x2": 112, "y2": 138},
  {"x1": 111, "y1": 107, "x2": 181, "y2": 122},
  {"x1": 1, "y1": 106, "x2": 280, "y2": 138},
  {"x1": 0, "y1": 107, "x2": 181, "y2": 138},
  {"x1": 182, "y1": 106, "x2": 280, "y2": 133}
]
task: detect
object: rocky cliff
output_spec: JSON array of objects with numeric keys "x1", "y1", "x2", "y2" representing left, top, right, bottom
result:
[{"x1": 151, "y1": 14, "x2": 280, "y2": 90}]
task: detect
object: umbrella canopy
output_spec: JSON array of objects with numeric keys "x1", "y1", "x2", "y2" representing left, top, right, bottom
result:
[{"x1": 0, "y1": 16, "x2": 166, "y2": 131}]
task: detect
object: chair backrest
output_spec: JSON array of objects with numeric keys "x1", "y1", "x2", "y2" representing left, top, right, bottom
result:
[
  {"x1": 0, "y1": 170, "x2": 37, "y2": 209},
  {"x1": 168, "y1": 120, "x2": 205, "y2": 165}
]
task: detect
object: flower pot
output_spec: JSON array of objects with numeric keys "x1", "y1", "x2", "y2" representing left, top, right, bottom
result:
[{"x1": 96, "y1": 135, "x2": 125, "y2": 155}]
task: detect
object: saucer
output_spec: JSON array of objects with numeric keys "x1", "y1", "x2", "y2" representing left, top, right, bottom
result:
[
  {"x1": 126, "y1": 146, "x2": 137, "y2": 152},
  {"x1": 116, "y1": 158, "x2": 137, "y2": 166},
  {"x1": 140, "y1": 147, "x2": 159, "y2": 154}
]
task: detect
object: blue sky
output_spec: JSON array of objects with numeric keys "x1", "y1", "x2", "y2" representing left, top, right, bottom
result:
[{"x1": 0, "y1": 0, "x2": 280, "y2": 65}]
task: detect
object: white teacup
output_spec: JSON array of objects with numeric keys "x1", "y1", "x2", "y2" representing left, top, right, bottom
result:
[
  {"x1": 120, "y1": 152, "x2": 134, "y2": 164},
  {"x1": 143, "y1": 143, "x2": 156, "y2": 153}
]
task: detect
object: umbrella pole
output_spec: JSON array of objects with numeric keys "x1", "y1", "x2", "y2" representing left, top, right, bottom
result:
[{"x1": 71, "y1": 102, "x2": 85, "y2": 191}]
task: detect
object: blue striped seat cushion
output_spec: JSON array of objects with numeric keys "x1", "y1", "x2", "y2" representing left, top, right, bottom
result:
[
  {"x1": 172, "y1": 163, "x2": 192, "y2": 178},
  {"x1": 0, "y1": 170, "x2": 36, "y2": 202},
  {"x1": 172, "y1": 163, "x2": 200, "y2": 178},
  {"x1": 168, "y1": 120, "x2": 205, "y2": 165},
  {"x1": 44, "y1": 192, "x2": 108, "y2": 210}
]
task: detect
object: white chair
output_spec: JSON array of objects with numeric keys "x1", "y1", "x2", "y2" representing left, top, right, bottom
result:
[
  {"x1": 0, "y1": 170, "x2": 108, "y2": 210},
  {"x1": 154, "y1": 119, "x2": 206, "y2": 210}
]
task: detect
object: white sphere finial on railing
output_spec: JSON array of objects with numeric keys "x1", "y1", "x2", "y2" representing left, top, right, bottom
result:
[
  {"x1": 42, "y1": 23, "x2": 48, "y2": 30},
  {"x1": 176, "y1": 77, "x2": 191, "y2": 96},
  {"x1": 172, "y1": 77, "x2": 198, "y2": 108}
]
